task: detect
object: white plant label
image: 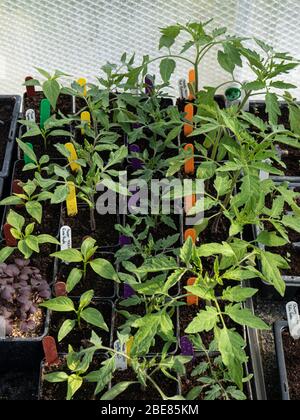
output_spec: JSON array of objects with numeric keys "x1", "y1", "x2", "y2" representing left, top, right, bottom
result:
[
  {"x1": 25, "y1": 109, "x2": 36, "y2": 129},
  {"x1": 0, "y1": 316, "x2": 6, "y2": 339},
  {"x1": 60, "y1": 226, "x2": 72, "y2": 252},
  {"x1": 286, "y1": 301, "x2": 300, "y2": 340},
  {"x1": 114, "y1": 340, "x2": 127, "y2": 371},
  {"x1": 179, "y1": 79, "x2": 188, "y2": 100}
]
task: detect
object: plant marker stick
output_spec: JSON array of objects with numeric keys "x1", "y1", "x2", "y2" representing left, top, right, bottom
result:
[
  {"x1": 77, "y1": 78, "x2": 87, "y2": 97},
  {"x1": 0, "y1": 316, "x2": 6, "y2": 339},
  {"x1": 55, "y1": 282, "x2": 67, "y2": 297},
  {"x1": 43, "y1": 336, "x2": 59, "y2": 366},
  {"x1": 25, "y1": 109, "x2": 36, "y2": 130},
  {"x1": 184, "y1": 104, "x2": 194, "y2": 137},
  {"x1": 179, "y1": 79, "x2": 188, "y2": 100},
  {"x1": 60, "y1": 226, "x2": 72, "y2": 251},
  {"x1": 123, "y1": 284, "x2": 135, "y2": 299},
  {"x1": 225, "y1": 84, "x2": 242, "y2": 108},
  {"x1": 40, "y1": 99, "x2": 51, "y2": 129},
  {"x1": 66, "y1": 182, "x2": 78, "y2": 217},
  {"x1": 180, "y1": 336, "x2": 195, "y2": 359},
  {"x1": 24, "y1": 143, "x2": 35, "y2": 165},
  {"x1": 65, "y1": 143, "x2": 80, "y2": 172},
  {"x1": 81, "y1": 111, "x2": 91, "y2": 135},
  {"x1": 187, "y1": 277, "x2": 199, "y2": 306},
  {"x1": 185, "y1": 194, "x2": 196, "y2": 214},
  {"x1": 25, "y1": 76, "x2": 36, "y2": 97},
  {"x1": 184, "y1": 228, "x2": 197, "y2": 245},
  {"x1": 184, "y1": 144, "x2": 195, "y2": 175},
  {"x1": 12, "y1": 179, "x2": 23, "y2": 195},
  {"x1": 188, "y1": 69, "x2": 196, "y2": 101},
  {"x1": 145, "y1": 75, "x2": 155, "y2": 96},
  {"x1": 114, "y1": 340, "x2": 127, "y2": 370},
  {"x1": 126, "y1": 336, "x2": 134, "y2": 364},
  {"x1": 3, "y1": 223, "x2": 17, "y2": 247},
  {"x1": 286, "y1": 301, "x2": 300, "y2": 340}
]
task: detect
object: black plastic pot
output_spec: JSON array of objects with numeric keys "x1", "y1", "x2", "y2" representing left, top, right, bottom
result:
[
  {"x1": 274, "y1": 321, "x2": 290, "y2": 400},
  {"x1": 0, "y1": 95, "x2": 21, "y2": 178},
  {"x1": 0, "y1": 310, "x2": 50, "y2": 373}
]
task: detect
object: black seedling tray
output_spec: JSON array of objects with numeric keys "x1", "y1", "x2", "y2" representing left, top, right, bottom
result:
[{"x1": 274, "y1": 321, "x2": 290, "y2": 400}]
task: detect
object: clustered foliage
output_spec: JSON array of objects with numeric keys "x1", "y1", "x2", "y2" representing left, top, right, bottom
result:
[
  {"x1": 0, "y1": 258, "x2": 50, "y2": 334},
  {"x1": 1, "y1": 19, "x2": 300, "y2": 400}
]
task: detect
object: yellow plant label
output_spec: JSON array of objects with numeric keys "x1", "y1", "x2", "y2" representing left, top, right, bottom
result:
[
  {"x1": 66, "y1": 182, "x2": 78, "y2": 217},
  {"x1": 126, "y1": 336, "x2": 134, "y2": 365},
  {"x1": 65, "y1": 143, "x2": 80, "y2": 172},
  {"x1": 81, "y1": 111, "x2": 91, "y2": 135},
  {"x1": 77, "y1": 78, "x2": 87, "y2": 96}
]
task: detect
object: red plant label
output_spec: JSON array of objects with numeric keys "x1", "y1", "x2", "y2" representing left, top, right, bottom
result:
[
  {"x1": 55, "y1": 282, "x2": 67, "y2": 297},
  {"x1": 25, "y1": 76, "x2": 36, "y2": 97},
  {"x1": 3, "y1": 224, "x2": 17, "y2": 247},
  {"x1": 43, "y1": 336, "x2": 59, "y2": 366}
]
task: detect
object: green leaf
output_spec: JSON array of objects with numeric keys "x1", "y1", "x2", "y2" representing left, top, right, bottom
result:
[
  {"x1": 58, "y1": 319, "x2": 76, "y2": 342},
  {"x1": 185, "y1": 307, "x2": 219, "y2": 334},
  {"x1": 266, "y1": 92, "x2": 281, "y2": 125},
  {"x1": 18, "y1": 240, "x2": 33, "y2": 259},
  {"x1": 43, "y1": 79, "x2": 60, "y2": 110},
  {"x1": 198, "y1": 242, "x2": 234, "y2": 258},
  {"x1": 25, "y1": 201, "x2": 42, "y2": 224},
  {"x1": 25, "y1": 235, "x2": 40, "y2": 253},
  {"x1": 7, "y1": 210, "x2": 25, "y2": 231},
  {"x1": 160, "y1": 58, "x2": 176, "y2": 84},
  {"x1": 0, "y1": 247, "x2": 15, "y2": 263},
  {"x1": 66, "y1": 268, "x2": 83, "y2": 293},
  {"x1": 0, "y1": 196, "x2": 23, "y2": 206},
  {"x1": 80, "y1": 237, "x2": 97, "y2": 261},
  {"x1": 185, "y1": 285, "x2": 215, "y2": 301},
  {"x1": 51, "y1": 249, "x2": 83, "y2": 263},
  {"x1": 288, "y1": 104, "x2": 300, "y2": 135},
  {"x1": 271, "y1": 81, "x2": 297, "y2": 90},
  {"x1": 131, "y1": 315, "x2": 161, "y2": 356},
  {"x1": 243, "y1": 80, "x2": 265, "y2": 91},
  {"x1": 214, "y1": 174, "x2": 231, "y2": 197},
  {"x1": 159, "y1": 25, "x2": 181, "y2": 50},
  {"x1": 67, "y1": 375, "x2": 83, "y2": 401},
  {"x1": 135, "y1": 256, "x2": 178, "y2": 274},
  {"x1": 81, "y1": 308, "x2": 109, "y2": 331},
  {"x1": 17, "y1": 139, "x2": 38, "y2": 164},
  {"x1": 180, "y1": 237, "x2": 193, "y2": 265},
  {"x1": 51, "y1": 185, "x2": 69, "y2": 204},
  {"x1": 100, "y1": 382, "x2": 135, "y2": 401},
  {"x1": 218, "y1": 50, "x2": 234, "y2": 74},
  {"x1": 257, "y1": 231, "x2": 288, "y2": 247},
  {"x1": 260, "y1": 251, "x2": 286, "y2": 297},
  {"x1": 40, "y1": 297, "x2": 75, "y2": 312},
  {"x1": 219, "y1": 329, "x2": 247, "y2": 389},
  {"x1": 38, "y1": 234, "x2": 60, "y2": 245},
  {"x1": 79, "y1": 290, "x2": 94, "y2": 310},
  {"x1": 225, "y1": 304, "x2": 270, "y2": 330},
  {"x1": 44, "y1": 372, "x2": 69, "y2": 383},
  {"x1": 90, "y1": 258, "x2": 119, "y2": 282},
  {"x1": 281, "y1": 215, "x2": 300, "y2": 234},
  {"x1": 196, "y1": 161, "x2": 217, "y2": 180}
]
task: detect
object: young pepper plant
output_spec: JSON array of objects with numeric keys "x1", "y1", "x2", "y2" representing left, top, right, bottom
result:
[
  {"x1": 51, "y1": 237, "x2": 120, "y2": 294},
  {"x1": 40, "y1": 289, "x2": 109, "y2": 342}
]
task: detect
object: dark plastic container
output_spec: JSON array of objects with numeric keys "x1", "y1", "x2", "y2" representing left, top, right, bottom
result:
[
  {"x1": 0, "y1": 95, "x2": 21, "y2": 178},
  {"x1": 0, "y1": 310, "x2": 50, "y2": 372},
  {"x1": 274, "y1": 321, "x2": 290, "y2": 400}
]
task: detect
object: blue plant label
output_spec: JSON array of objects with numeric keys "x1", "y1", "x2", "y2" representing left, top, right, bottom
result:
[{"x1": 114, "y1": 340, "x2": 127, "y2": 370}]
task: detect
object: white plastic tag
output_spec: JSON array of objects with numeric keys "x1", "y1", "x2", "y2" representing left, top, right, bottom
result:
[
  {"x1": 60, "y1": 226, "x2": 72, "y2": 251},
  {"x1": 114, "y1": 340, "x2": 127, "y2": 371},
  {"x1": 286, "y1": 301, "x2": 300, "y2": 340},
  {"x1": 0, "y1": 316, "x2": 6, "y2": 339},
  {"x1": 179, "y1": 79, "x2": 188, "y2": 100},
  {"x1": 25, "y1": 109, "x2": 36, "y2": 128}
]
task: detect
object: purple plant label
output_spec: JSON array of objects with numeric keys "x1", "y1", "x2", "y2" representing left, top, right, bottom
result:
[
  {"x1": 0, "y1": 316, "x2": 6, "y2": 339},
  {"x1": 130, "y1": 158, "x2": 144, "y2": 170},
  {"x1": 145, "y1": 75, "x2": 155, "y2": 95},
  {"x1": 129, "y1": 144, "x2": 140, "y2": 153},
  {"x1": 119, "y1": 235, "x2": 132, "y2": 246},
  {"x1": 181, "y1": 336, "x2": 194, "y2": 358},
  {"x1": 123, "y1": 284, "x2": 135, "y2": 299}
]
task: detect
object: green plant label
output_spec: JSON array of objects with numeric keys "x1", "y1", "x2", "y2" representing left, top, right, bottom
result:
[
  {"x1": 24, "y1": 143, "x2": 35, "y2": 165},
  {"x1": 40, "y1": 99, "x2": 51, "y2": 129}
]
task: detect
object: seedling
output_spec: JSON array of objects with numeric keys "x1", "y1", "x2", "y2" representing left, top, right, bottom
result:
[
  {"x1": 51, "y1": 237, "x2": 119, "y2": 294},
  {"x1": 40, "y1": 289, "x2": 109, "y2": 342}
]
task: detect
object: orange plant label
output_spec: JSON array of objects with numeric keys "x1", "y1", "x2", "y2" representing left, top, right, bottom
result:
[
  {"x1": 184, "y1": 228, "x2": 197, "y2": 245},
  {"x1": 184, "y1": 144, "x2": 195, "y2": 175},
  {"x1": 184, "y1": 104, "x2": 194, "y2": 137},
  {"x1": 187, "y1": 278, "x2": 199, "y2": 306},
  {"x1": 185, "y1": 194, "x2": 196, "y2": 214}
]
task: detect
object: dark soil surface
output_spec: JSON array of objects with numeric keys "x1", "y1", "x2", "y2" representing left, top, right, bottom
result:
[
  {"x1": 40, "y1": 355, "x2": 107, "y2": 400},
  {"x1": 49, "y1": 300, "x2": 113, "y2": 353},
  {"x1": 55, "y1": 253, "x2": 116, "y2": 299},
  {"x1": 0, "y1": 97, "x2": 15, "y2": 170},
  {"x1": 282, "y1": 331, "x2": 300, "y2": 400},
  {"x1": 24, "y1": 92, "x2": 73, "y2": 120},
  {"x1": 112, "y1": 369, "x2": 179, "y2": 400},
  {"x1": 61, "y1": 206, "x2": 120, "y2": 249},
  {"x1": 266, "y1": 243, "x2": 300, "y2": 277},
  {"x1": 0, "y1": 368, "x2": 39, "y2": 400}
]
